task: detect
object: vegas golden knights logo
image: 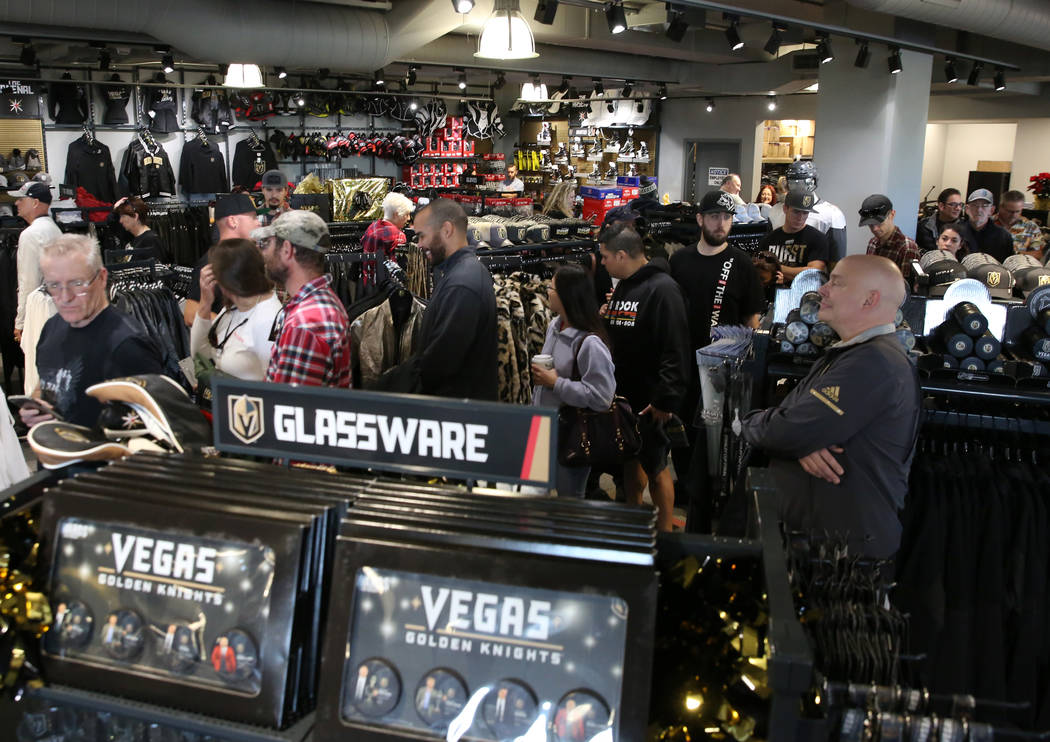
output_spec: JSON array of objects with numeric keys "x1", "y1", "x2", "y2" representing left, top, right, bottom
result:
[
  {"x1": 1040, "y1": 274, "x2": 1050, "y2": 287},
  {"x1": 228, "y1": 395, "x2": 264, "y2": 444},
  {"x1": 987, "y1": 271, "x2": 1001, "y2": 287}
]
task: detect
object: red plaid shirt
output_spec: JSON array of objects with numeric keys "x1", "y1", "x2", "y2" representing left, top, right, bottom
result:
[
  {"x1": 361, "y1": 219, "x2": 406, "y2": 285},
  {"x1": 866, "y1": 227, "x2": 920, "y2": 281},
  {"x1": 266, "y1": 275, "x2": 351, "y2": 387}
]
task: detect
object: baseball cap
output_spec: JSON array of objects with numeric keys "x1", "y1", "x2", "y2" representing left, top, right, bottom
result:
[
  {"x1": 214, "y1": 193, "x2": 257, "y2": 220},
  {"x1": 858, "y1": 194, "x2": 893, "y2": 226},
  {"x1": 967, "y1": 188, "x2": 994, "y2": 204},
  {"x1": 251, "y1": 209, "x2": 331, "y2": 253},
  {"x1": 601, "y1": 205, "x2": 642, "y2": 228},
  {"x1": 1019, "y1": 267, "x2": 1050, "y2": 296},
  {"x1": 967, "y1": 263, "x2": 1015, "y2": 292},
  {"x1": 9, "y1": 181, "x2": 52, "y2": 203},
  {"x1": 785, "y1": 188, "x2": 819, "y2": 213},
  {"x1": 699, "y1": 190, "x2": 737, "y2": 214},
  {"x1": 261, "y1": 169, "x2": 287, "y2": 188}
]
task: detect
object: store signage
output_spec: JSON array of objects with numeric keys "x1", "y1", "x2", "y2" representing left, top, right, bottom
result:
[
  {"x1": 707, "y1": 166, "x2": 729, "y2": 187},
  {"x1": 0, "y1": 78, "x2": 40, "y2": 118},
  {"x1": 340, "y1": 567, "x2": 624, "y2": 739},
  {"x1": 212, "y1": 379, "x2": 556, "y2": 487}
]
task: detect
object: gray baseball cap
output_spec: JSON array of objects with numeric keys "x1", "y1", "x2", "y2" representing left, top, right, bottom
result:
[
  {"x1": 251, "y1": 209, "x2": 331, "y2": 252},
  {"x1": 967, "y1": 188, "x2": 994, "y2": 204}
]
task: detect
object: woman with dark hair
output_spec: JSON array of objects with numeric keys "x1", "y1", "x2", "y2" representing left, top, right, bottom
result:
[
  {"x1": 531, "y1": 264, "x2": 616, "y2": 497},
  {"x1": 935, "y1": 225, "x2": 968, "y2": 258},
  {"x1": 113, "y1": 196, "x2": 169, "y2": 262},
  {"x1": 755, "y1": 183, "x2": 777, "y2": 206},
  {"x1": 190, "y1": 238, "x2": 282, "y2": 382}
]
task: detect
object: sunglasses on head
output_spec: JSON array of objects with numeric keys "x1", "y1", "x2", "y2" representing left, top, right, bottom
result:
[{"x1": 860, "y1": 209, "x2": 888, "y2": 221}]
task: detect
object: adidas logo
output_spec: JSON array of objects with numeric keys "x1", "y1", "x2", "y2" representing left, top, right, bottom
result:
[{"x1": 821, "y1": 386, "x2": 840, "y2": 403}]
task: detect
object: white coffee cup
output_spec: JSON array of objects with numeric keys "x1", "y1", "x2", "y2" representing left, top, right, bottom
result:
[{"x1": 532, "y1": 354, "x2": 554, "y2": 370}]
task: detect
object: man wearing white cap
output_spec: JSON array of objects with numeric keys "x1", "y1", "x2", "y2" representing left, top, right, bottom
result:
[
  {"x1": 12, "y1": 181, "x2": 60, "y2": 343},
  {"x1": 963, "y1": 188, "x2": 1013, "y2": 263}
]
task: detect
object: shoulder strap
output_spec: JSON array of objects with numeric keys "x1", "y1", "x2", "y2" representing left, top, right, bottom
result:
[{"x1": 569, "y1": 332, "x2": 593, "y2": 382}]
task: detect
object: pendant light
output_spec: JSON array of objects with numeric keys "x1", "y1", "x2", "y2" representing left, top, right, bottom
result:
[
  {"x1": 476, "y1": 0, "x2": 539, "y2": 60},
  {"x1": 224, "y1": 63, "x2": 264, "y2": 88}
]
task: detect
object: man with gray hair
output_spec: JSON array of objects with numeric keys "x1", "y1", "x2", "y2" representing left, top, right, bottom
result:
[
  {"x1": 21, "y1": 234, "x2": 163, "y2": 428},
  {"x1": 253, "y1": 210, "x2": 351, "y2": 387},
  {"x1": 361, "y1": 192, "x2": 413, "y2": 286}
]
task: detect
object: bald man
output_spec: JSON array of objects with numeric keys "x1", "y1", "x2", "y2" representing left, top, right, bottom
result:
[{"x1": 737, "y1": 255, "x2": 921, "y2": 558}]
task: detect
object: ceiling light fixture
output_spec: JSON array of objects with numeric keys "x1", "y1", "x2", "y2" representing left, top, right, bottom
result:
[
  {"x1": 162, "y1": 54, "x2": 175, "y2": 74},
  {"x1": 853, "y1": 40, "x2": 871, "y2": 69},
  {"x1": 706, "y1": 98, "x2": 715, "y2": 112},
  {"x1": 658, "y1": 84, "x2": 668, "y2": 100},
  {"x1": 224, "y1": 63, "x2": 264, "y2": 88},
  {"x1": 457, "y1": 68, "x2": 467, "y2": 89},
  {"x1": 888, "y1": 47, "x2": 902, "y2": 75},
  {"x1": 407, "y1": 65, "x2": 419, "y2": 85},
  {"x1": 452, "y1": 0, "x2": 475, "y2": 13},
  {"x1": 944, "y1": 58, "x2": 957, "y2": 83},
  {"x1": 967, "y1": 61, "x2": 983, "y2": 86},
  {"x1": 374, "y1": 70, "x2": 386, "y2": 88},
  {"x1": 19, "y1": 43, "x2": 35, "y2": 67},
  {"x1": 724, "y1": 15, "x2": 743, "y2": 51},
  {"x1": 477, "y1": 0, "x2": 538, "y2": 59},
  {"x1": 666, "y1": 7, "x2": 688, "y2": 43},
  {"x1": 764, "y1": 23, "x2": 785, "y2": 56},
  {"x1": 295, "y1": 93, "x2": 306, "y2": 107},
  {"x1": 409, "y1": 99, "x2": 419, "y2": 111},
  {"x1": 767, "y1": 94, "x2": 777, "y2": 111},
  {"x1": 994, "y1": 67, "x2": 1005, "y2": 91},
  {"x1": 276, "y1": 66, "x2": 287, "y2": 79},
  {"x1": 622, "y1": 80, "x2": 633, "y2": 97},
  {"x1": 534, "y1": 0, "x2": 558, "y2": 25},
  {"x1": 816, "y1": 33, "x2": 834, "y2": 64},
  {"x1": 606, "y1": 2, "x2": 627, "y2": 34},
  {"x1": 98, "y1": 49, "x2": 112, "y2": 71},
  {"x1": 593, "y1": 78, "x2": 604, "y2": 95}
]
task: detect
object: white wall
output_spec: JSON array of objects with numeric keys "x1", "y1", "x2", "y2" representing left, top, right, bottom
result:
[
  {"x1": 938, "y1": 123, "x2": 1017, "y2": 197},
  {"x1": 920, "y1": 123, "x2": 947, "y2": 204},
  {"x1": 1010, "y1": 119, "x2": 1050, "y2": 197}
]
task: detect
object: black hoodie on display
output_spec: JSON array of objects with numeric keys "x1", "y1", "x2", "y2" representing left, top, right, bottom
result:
[{"x1": 603, "y1": 262, "x2": 690, "y2": 414}]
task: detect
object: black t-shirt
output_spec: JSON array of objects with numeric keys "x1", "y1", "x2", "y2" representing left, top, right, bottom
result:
[
  {"x1": 758, "y1": 225, "x2": 830, "y2": 268},
  {"x1": 101, "y1": 84, "x2": 131, "y2": 125},
  {"x1": 36, "y1": 305, "x2": 165, "y2": 426},
  {"x1": 131, "y1": 230, "x2": 169, "y2": 263},
  {"x1": 669, "y1": 244, "x2": 766, "y2": 351},
  {"x1": 187, "y1": 254, "x2": 224, "y2": 314}
]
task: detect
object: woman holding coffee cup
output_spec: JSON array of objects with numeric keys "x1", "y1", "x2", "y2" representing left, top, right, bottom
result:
[{"x1": 532, "y1": 264, "x2": 616, "y2": 497}]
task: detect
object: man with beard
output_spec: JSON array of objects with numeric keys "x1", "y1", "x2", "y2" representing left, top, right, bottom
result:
[
  {"x1": 669, "y1": 190, "x2": 765, "y2": 527},
  {"x1": 414, "y1": 198, "x2": 497, "y2": 400},
  {"x1": 259, "y1": 169, "x2": 294, "y2": 225},
  {"x1": 252, "y1": 210, "x2": 350, "y2": 387}
]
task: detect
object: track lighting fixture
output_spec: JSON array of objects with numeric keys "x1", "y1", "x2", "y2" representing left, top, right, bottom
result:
[
  {"x1": 621, "y1": 80, "x2": 633, "y2": 97},
  {"x1": 658, "y1": 84, "x2": 668, "y2": 100},
  {"x1": 494, "y1": 70, "x2": 506, "y2": 89},
  {"x1": 816, "y1": 33, "x2": 833, "y2": 64},
  {"x1": 452, "y1": 0, "x2": 475, "y2": 13},
  {"x1": 409, "y1": 99, "x2": 419, "y2": 111},
  {"x1": 606, "y1": 101, "x2": 615, "y2": 113},
  {"x1": 318, "y1": 68, "x2": 330, "y2": 80},
  {"x1": 19, "y1": 43, "x2": 36, "y2": 67},
  {"x1": 967, "y1": 61, "x2": 982, "y2": 86},
  {"x1": 854, "y1": 41, "x2": 871, "y2": 68},
  {"x1": 606, "y1": 2, "x2": 627, "y2": 34},
  {"x1": 944, "y1": 58, "x2": 957, "y2": 83},
  {"x1": 666, "y1": 7, "x2": 688, "y2": 43},
  {"x1": 706, "y1": 98, "x2": 715, "y2": 112},
  {"x1": 407, "y1": 65, "x2": 419, "y2": 85},
  {"x1": 994, "y1": 68, "x2": 1005, "y2": 91},
  {"x1": 888, "y1": 47, "x2": 902, "y2": 75},
  {"x1": 764, "y1": 24, "x2": 785, "y2": 56},
  {"x1": 457, "y1": 68, "x2": 467, "y2": 90},
  {"x1": 295, "y1": 93, "x2": 306, "y2": 107},
  {"x1": 766, "y1": 94, "x2": 777, "y2": 111},
  {"x1": 276, "y1": 66, "x2": 287, "y2": 79},
  {"x1": 593, "y1": 78, "x2": 604, "y2": 95},
  {"x1": 534, "y1": 0, "x2": 558, "y2": 25},
  {"x1": 219, "y1": 64, "x2": 230, "y2": 76},
  {"x1": 724, "y1": 16, "x2": 743, "y2": 51},
  {"x1": 162, "y1": 54, "x2": 175, "y2": 74},
  {"x1": 98, "y1": 49, "x2": 111, "y2": 71},
  {"x1": 557, "y1": 76, "x2": 570, "y2": 94},
  {"x1": 374, "y1": 70, "x2": 385, "y2": 88}
]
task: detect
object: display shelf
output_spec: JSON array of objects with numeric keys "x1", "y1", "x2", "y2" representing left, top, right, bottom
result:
[{"x1": 27, "y1": 685, "x2": 315, "y2": 742}]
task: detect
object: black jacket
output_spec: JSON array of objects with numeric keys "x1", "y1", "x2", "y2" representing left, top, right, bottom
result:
[
  {"x1": 178, "y1": 139, "x2": 229, "y2": 194},
  {"x1": 603, "y1": 262, "x2": 690, "y2": 414},
  {"x1": 119, "y1": 138, "x2": 176, "y2": 199},
  {"x1": 65, "y1": 136, "x2": 118, "y2": 203},
  {"x1": 741, "y1": 330, "x2": 921, "y2": 558},
  {"x1": 418, "y1": 246, "x2": 498, "y2": 400}
]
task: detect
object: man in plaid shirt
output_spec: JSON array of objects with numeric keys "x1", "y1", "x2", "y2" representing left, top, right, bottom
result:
[
  {"x1": 859, "y1": 194, "x2": 920, "y2": 283},
  {"x1": 995, "y1": 189, "x2": 1045, "y2": 259},
  {"x1": 252, "y1": 211, "x2": 350, "y2": 387},
  {"x1": 361, "y1": 192, "x2": 411, "y2": 286}
]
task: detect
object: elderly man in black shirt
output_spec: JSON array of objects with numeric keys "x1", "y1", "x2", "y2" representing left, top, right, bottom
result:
[
  {"x1": 738, "y1": 255, "x2": 920, "y2": 558},
  {"x1": 963, "y1": 188, "x2": 1013, "y2": 262}
]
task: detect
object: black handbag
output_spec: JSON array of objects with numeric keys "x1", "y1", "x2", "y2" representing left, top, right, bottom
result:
[{"x1": 557, "y1": 336, "x2": 641, "y2": 468}]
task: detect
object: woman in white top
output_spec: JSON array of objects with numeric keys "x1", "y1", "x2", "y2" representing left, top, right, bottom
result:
[{"x1": 190, "y1": 238, "x2": 282, "y2": 382}]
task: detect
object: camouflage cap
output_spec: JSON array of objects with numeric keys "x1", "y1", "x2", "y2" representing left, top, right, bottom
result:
[{"x1": 251, "y1": 209, "x2": 331, "y2": 252}]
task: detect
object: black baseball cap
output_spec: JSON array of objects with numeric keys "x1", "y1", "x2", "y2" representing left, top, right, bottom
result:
[
  {"x1": 214, "y1": 193, "x2": 257, "y2": 219},
  {"x1": 858, "y1": 194, "x2": 893, "y2": 227},
  {"x1": 784, "y1": 188, "x2": 818, "y2": 213},
  {"x1": 601, "y1": 205, "x2": 642, "y2": 228},
  {"x1": 261, "y1": 169, "x2": 287, "y2": 188},
  {"x1": 699, "y1": 190, "x2": 737, "y2": 214}
]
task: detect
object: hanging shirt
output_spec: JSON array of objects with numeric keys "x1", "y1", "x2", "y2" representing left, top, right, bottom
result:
[
  {"x1": 64, "y1": 136, "x2": 118, "y2": 203},
  {"x1": 48, "y1": 78, "x2": 88, "y2": 125},
  {"x1": 101, "y1": 82, "x2": 131, "y2": 125},
  {"x1": 232, "y1": 138, "x2": 278, "y2": 190},
  {"x1": 148, "y1": 86, "x2": 180, "y2": 134},
  {"x1": 178, "y1": 139, "x2": 229, "y2": 195}
]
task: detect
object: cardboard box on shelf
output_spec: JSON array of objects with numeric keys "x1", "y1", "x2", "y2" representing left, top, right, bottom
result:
[
  {"x1": 580, "y1": 185, "x2": 622, "y2": 200},
  {"x1": 800, "y1": 136, "x2": 814, "y2": 157},
  {"x1": 582, "y1": 196, "x2": 627, "y2": 222}
]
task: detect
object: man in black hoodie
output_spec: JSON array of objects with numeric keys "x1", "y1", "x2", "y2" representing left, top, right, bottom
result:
[{"x1": 600, "y1": 222, "x2": 690, "y2": 531}]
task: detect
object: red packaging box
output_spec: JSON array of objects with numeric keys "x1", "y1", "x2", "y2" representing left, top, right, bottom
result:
[
  {"x1": 483, "y1": 153, "x2": 506, "y2": 161},
  {"x1": 621, "y1": 186, "x2": 640, "y2": 199},
  {"x1": 462, "y1": 140, "x2": 475, "y2": 155}
]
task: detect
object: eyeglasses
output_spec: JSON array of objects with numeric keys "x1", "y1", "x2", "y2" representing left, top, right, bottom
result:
[
  {"x1": 42, "y1": 270, "x2": 102, "y2": 298},
  {"x1": 943, "y1": 201, "x2": 964, "y2": 209}
]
